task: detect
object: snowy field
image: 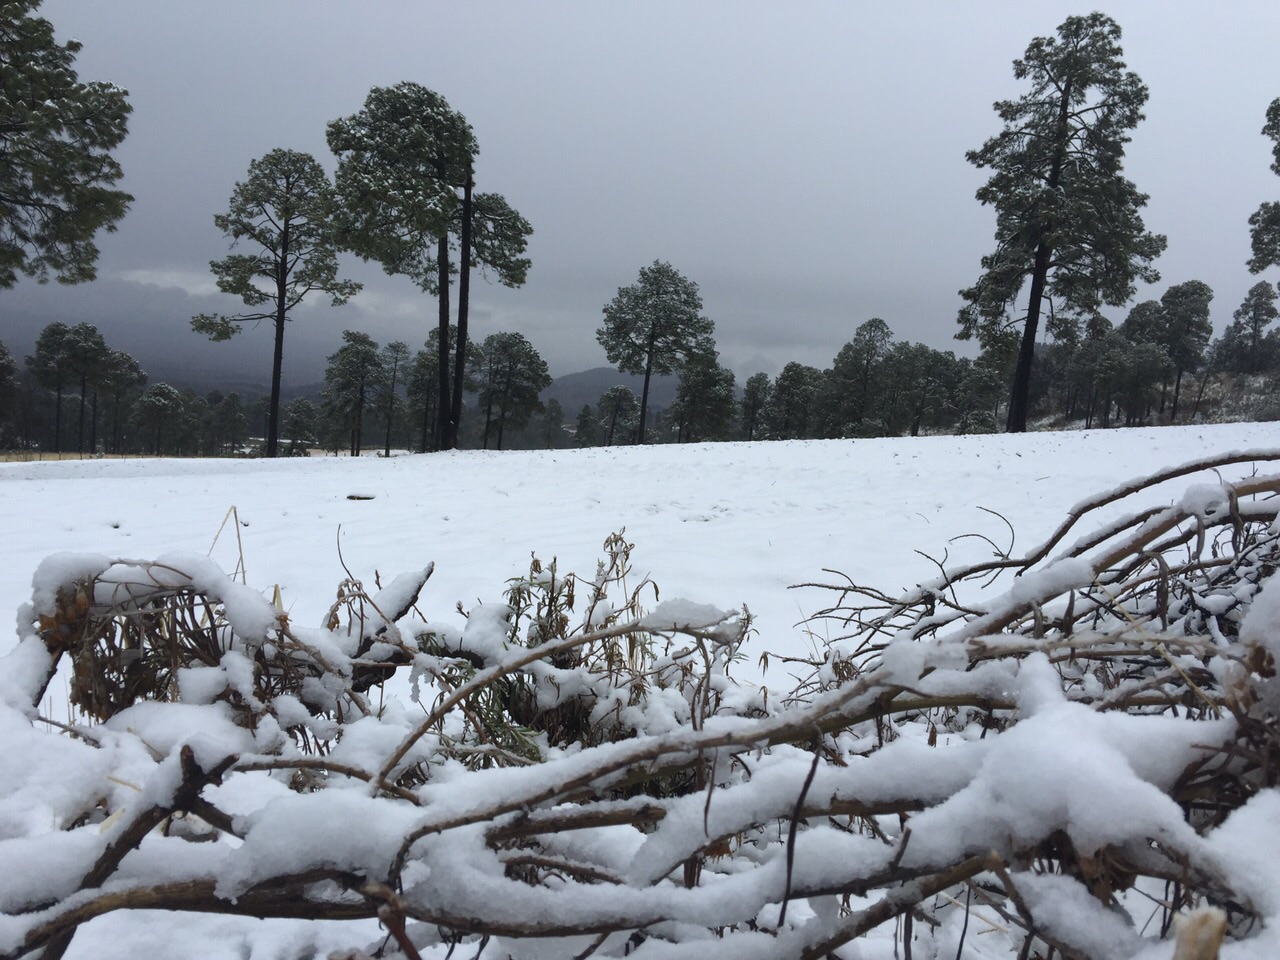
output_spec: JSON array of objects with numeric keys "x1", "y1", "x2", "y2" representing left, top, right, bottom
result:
[
  {"x1": 7, "y1": 423, "x2": 1278, "y2": 685},
  {"x1": 3, "y1": 423, "x2": 1280, "y2": 960}
]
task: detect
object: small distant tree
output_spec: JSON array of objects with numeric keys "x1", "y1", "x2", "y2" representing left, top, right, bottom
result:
[
  {"x1": 322, "y1": 331, "x2": 384, "y2": 457},
  {"x1": 597, "y1": 261, "x2": 714, "y2": 444},
  {"x1": 1159, "y1": 280, "x2": 1214, "y2": 421},
  {"x1": 740, "y1": 372, "x2": 771, "y2": 441},
  {"x1": 99, "y1": 349, "x2": 146, "y2": 454},
  {"x1": 476, "y1": 332, "x2": 551, "y2": 450},
  {"x1": 379, "y1": 340, "x2": 410, "y2": 457},
  {"x1": 282, "y1": 398, "x2": 318, "y2": 455},
  {"x1": 959, "y1": 13, "x2": 1166, "y2": 432},
  {"x1": 134, "y1": 383, "x2": 182, "y2": 455},
  {"x1": 671, "y1": 349, "x2": 736, "y2": 443},
  {"x1": 25, "y1": 321, "x2": 70, "y2": 452},
  {"x1": 209, "y1": 392, "x2": 248, "y2": 455},
  {"x1": 574, "y1": 404, "x2": 599, "y2": 447},
  {"x1": 62, "y1": 322, "x2": 107, "y2": 453},
  {"x1": 191, "y1": 149, "x2": 359, "y2": 458},
  {"x1": 822, "y1": 318, "x2": 893, "y2": 436},
  {"x1": 1219, "y1": 281, "x2": 1279, "y2": 374},
  {"x1": 0, "y1": 341, "x2": 17, "y2": 446},
  {"x1": 764, "y1": 363, "x2": 823, "y2": 440},
  {"x1": 0, "y1": 1, "x2": 132, "y2": 288},
  {"x1": 596, "y1": 386, "x2": 638, "y2": 446},
  {"x1": 539, "y1": 398, "x2": 567, "y2": 449}
]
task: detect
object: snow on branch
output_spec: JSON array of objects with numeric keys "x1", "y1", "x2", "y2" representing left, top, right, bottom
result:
[{"x1": 3, "y1": 459, "x2": 1280, "y2": 959}]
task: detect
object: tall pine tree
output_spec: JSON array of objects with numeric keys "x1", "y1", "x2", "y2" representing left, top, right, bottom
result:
[
  {"x1": 597, "y1": 261, "x2": 713, "y2": 444},
  {"x1": 1, "y1": 1, "x2": 131, "y2": 287},
  {"x1": 191, "y1": 149, "x2": 358, "y2": 457},
  {"x1": 959, "y1": 13, "x2": 1165, "y2": 432}
]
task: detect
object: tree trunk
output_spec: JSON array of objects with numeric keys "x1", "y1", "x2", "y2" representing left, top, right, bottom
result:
[
  {"x1": 1171, "y1": 367, "x2": 1185, "y2": 423},
  {"x1": 53, "y1": 381, "x2": 63, "y2": 454},
  {"x1": 266, "y1": 224, "x2": 289, "y2": 458},
  {"x1": 76, "y1": 375, "x2": 88, "y2": 454},
  {"x1": 497, "y1": 372, "x2": 512, "y2": 450},
  {"x1": 384, "y1": 356, "x2": 400, "y2": 459},
  {"x1": 436, "y1": 230, "x2": 452, "y2": 452},
  {"x1": 1007, "y1": 78, "x2": 1071, "y2": 434},
  {"x1": 1191, "y1": 369, "x2": 1210, "y2": 421},
  {"x1": 353, "y1": 382, "x2": 365, "y2": 457},
  {"x1": 1007, "y1": 240, "x2": 1053, "y2": 433},
  {"x1": 637, "y1": 333, "x2": 656, "y2": 445},
  {"x1": 449, "y1": 172, "x2": 473, "y2": 450}
]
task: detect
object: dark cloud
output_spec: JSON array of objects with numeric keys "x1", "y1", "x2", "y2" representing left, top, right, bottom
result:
[{"x1": 6, "y1": 1, "x2": 1279, "y2": 386}]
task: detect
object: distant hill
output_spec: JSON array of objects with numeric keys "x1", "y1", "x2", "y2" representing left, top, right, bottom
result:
[{"x1": 542, "y1": 366, "x2": 677, "y2": 415}]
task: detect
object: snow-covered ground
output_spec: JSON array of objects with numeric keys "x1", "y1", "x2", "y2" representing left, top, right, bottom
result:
[
  {"x1": 3, "y1": 423, "x2": 1279, "y2": 960},
  {"x1": 6, "y1": 424, "x2": 1275, "y2": 681}
]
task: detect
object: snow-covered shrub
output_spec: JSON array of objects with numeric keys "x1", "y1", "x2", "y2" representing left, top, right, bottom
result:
[{"x1": 4, "y1": 452, "x2": 1280, "y2": 959}]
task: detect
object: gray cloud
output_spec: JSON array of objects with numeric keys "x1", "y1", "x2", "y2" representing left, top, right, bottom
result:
[{"x1": 6, "y1": 0, "x2": 1279, "y2": 387}]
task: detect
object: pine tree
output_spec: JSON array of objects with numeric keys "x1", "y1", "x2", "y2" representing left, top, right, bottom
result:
[
  {"x1": 1221, "y1": 282, "x2": 1280, "y2": 373},
  {"x1": 62, "y1": 322, "x2": 106, "y2": 453},
  {"x1": 282, "y1": 398, "x2": 318, "y2": 455},
  {"x1": 322, "y1": 331, "x2": 384, "y2": 457},
  {"x1": 671, "y1": 349, "x2": 736, "y2": 443},
  {"x1": 379, "y1": 341, "x2": 410, "y2": 457},
  {"x1": 764, "y1": 363, "x2": 823, "y2": 440},
  {"x1": 328, "y1": 84, "x2": 477, "y2": 452},
  {"x1": 596, "y1": 386, "x2": 638, "y2": 446},
  {"x1": 959, "y1": 13, "x2": 1166, "y2": 432},
  {"x1": 0, "y1": 340, "x2": 17, "y2": 445},
  {"x1": 822, "y1": 318, "x2": 893, "y2": 436},
  {"x1": 99, "y1": 349, "x2": 146, "y2": 454},
  {"x1": 740, "y1": 373, "x2": 772, "y2": 441},
  {"x1": 1248, "y1": 98, "x2": 1280, "y2": 275},
  {"x1": 26, "y1": 321, "x2": 70, "y2": 452},
  {"x1": 134, "y1": 383, "x2": 182, "y2": 455},
  {"x1": 597, "y1": 261, "x2": 714, "y2": 444},
  {"x1": 191, "y1": 149, "x2": 358, "y2": 458},
  {"x1": 539, "y1": 398, "x2": 566, "y2": 449},
  {"x1": 574, "y1": 404, "x2": 600, "y2": 447},
  {"x1": 1159, "y1": 280, "x2": 1214, "y2": 422},
  {"x1": 451, "y1": 192, "x2": 533, "y2": 447},
  {"x1": 0, "y1": 1, "x2": 132, "y2": 287},
  {"x1": 475, "y1": 332, "x2": 551, "y2": 450}
]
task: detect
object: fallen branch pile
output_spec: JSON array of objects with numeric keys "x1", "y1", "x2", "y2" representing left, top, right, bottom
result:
[{"x1": 4, "y1": 452, "x2": 1280, "y2": 959}]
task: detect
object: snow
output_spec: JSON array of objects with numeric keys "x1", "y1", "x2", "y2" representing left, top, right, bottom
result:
[{"x1": 4, "y1": 423, "x2": 1280, "y2": 959}]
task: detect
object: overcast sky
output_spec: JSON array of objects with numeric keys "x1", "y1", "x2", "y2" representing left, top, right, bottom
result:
[{"x1": 5, "y1": 1, "x2": 1279, "y2": 389}]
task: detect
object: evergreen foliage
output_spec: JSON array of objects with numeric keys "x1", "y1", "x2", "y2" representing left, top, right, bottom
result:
[
  {"x1": 595, "y1": 385, "x2": 638, "y2": 446},
  {"x1": 739, "y1": 372, "x2": 772, "y2": 441},
  {"x1": 328, "y1": 83, "x2": 490, "y2": 452},
  {"x1": 1219, "y1": 281, "x2": 1280, "y2": 374},
  {"x1": 191, "y1": 149, "x2": 359, "y2": 458},
  {"x1": 321, "y1": 330, "x2": 385, "y2": 457},
  {"x1": 1159, "y1": 279, "x2": 1214, "y2": 421},
  {"x1": 597, "y1": 261, "x2": 714, "y2": 444},
  {"x1": 764, "y1": 362, "x2": 823, "y2": 439},
  {"x1": 0, "y1": 0, "x2": 132, "y2": 287},
  {"x1": 475, "y1": 331, "x2": 551, "y2": 450},
  {"x1": 1248, "y1": 98, "x2": 1280, "y2": 275},
  {"x1": 959, "y1": 13, "x2": 1166, "y2": 432},
  {"x1": 670, "y1": 348, "x2": 736, "y2": 442}
]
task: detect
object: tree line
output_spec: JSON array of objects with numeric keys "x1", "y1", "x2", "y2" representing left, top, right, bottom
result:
[{"x1": 4, "y1": 4, "x2": 1280, "y2": 454}]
